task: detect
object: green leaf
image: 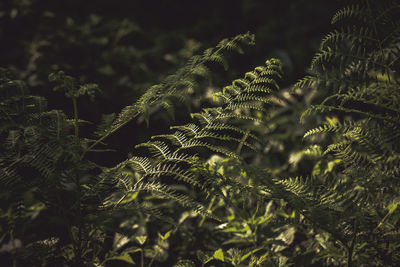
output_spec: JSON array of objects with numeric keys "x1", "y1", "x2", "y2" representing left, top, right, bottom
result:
[
  {"x1": 158, "y1": 230, "x2": 172, "y2": 240},
  {"x1": 135, "y1": 235, "x2": 147, "y2": 245},
  {"x1": 240, "y1": 248, "x2": 262, "y2": 262},
  {"x1": 213, "y1": 248, "x2": 224, "y2": 261},
  {"x1": 279, "y1": 256, "x2": 289, "y2": 267},
  {"x1": 278, "y1": 227, "x2": 296, "y2": 245},
  {"x1": 105, "y1": 253, "x2": 135, "y2": 265},
  {"x1": 377, "y1": 199, "x2": 400, "y2": 229}
]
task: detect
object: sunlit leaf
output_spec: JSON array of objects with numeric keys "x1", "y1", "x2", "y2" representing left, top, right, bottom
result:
[{"x1": 213, "y1": 248, "x2": 224, "y2": 261}]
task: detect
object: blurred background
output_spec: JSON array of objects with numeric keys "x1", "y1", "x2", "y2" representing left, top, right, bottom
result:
[{"x1": 0, "y1": 0, "x2": 343, "y2": 165}]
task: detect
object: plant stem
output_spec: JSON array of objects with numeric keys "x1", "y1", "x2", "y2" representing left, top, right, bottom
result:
[
  {"x1": 199, "y1": 196, "x2": 216, "y2": 227},
  {"x1": 74, "y1": 169, "x2": 83, "y2": 266},
  {"x1": 10, "y1": 230, "x2": 16, "y2": 267},
  {"x1": 347, "y1": 221, "x2": 357, "y2": 267},
  {"x1": 148, "y1": 250, "x2": 159, "y2": 267},
  {"x1": 236, "y1": 131, "x2": 249, "y2": 155},
  {"x1": 72, "y1": 97, "x2": 79, "y2": 138}
]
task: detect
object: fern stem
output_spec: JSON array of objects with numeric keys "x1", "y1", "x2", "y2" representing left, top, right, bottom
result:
[
  {"x1": 74, "y1": 169, "x2": 84, "y2": 266},
  {"x1": 114, "y1": 194, "x2": 127, "y2": 207},
  {"x1": 323, "y1": 94, "x2": 400, "y2": 115},
  {"x1": 236, "y1": 131, "x2": 250, "y2": 154},
  {"x1": 314, "y1": 104, "x2": 400, "y2": 125},
  {"x1": 114, "y1": 174, "x2": 146, "y2": 207},
  {"x1": 199, "y1": 196, "x2": 216, "y2": 227},
  {"x1": 72, "y1": 97, "x2": 79, "y2": 138},
  {"x1": 347, "y1": 221, "x2": 357, "y2": 267},
  {"x1": 10, "y1": 230, "x2": 16, "y2": 267}
]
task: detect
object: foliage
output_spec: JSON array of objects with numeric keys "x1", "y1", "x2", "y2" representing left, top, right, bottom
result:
[{"x1": 1, "y1": 0, "x2": 400, "y2": 266}]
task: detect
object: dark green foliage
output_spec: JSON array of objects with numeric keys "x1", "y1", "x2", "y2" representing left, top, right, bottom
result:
[
  {"x1": 1, "y1": 0, "x2": 400, "y2": 266},
  {"x1": 293, "y1": 0, "x2": 400, "y2": 265}
]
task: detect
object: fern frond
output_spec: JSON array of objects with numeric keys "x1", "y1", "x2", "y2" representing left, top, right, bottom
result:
[
  {"x1": 217, "y1": 113, "x2": 261, "y2": 123},
  {"x1": 302, "y1": 104, "x2": 399, "y2": 124},
  {"x1": 222, "y1": 84, "x2": 242, "y2": 96},
  {"x1": 171, "y1": 123, "x2": 201, "y2": 137},
  {"x1": 177, "y1": 139, "x2": 240, "y2": 159},
  {"x1": 88, "y1": 33, "x2": 255, "y2": 151},
  {"x1": 194, "y1": 131, "x2": 257, "y2": 151},
  {"x1": 145, "y1": 163, "x2": 201, "y2": 188},
  {"x1": 205, "y1": 122, "x2": 261, "y2": 143},
  {"x1": 135, "y1": 141, "x2": 171, "y2": 159},
  {"x1": 293, "y1": 75, "x2": 318, "y2": 90},
  {"x1": 133, "y1": 181, "x2": 219, "y2": 220},
  {"x1": 151, "y1": 132, "x2": 188, "y2": 147},
  {"x1": 245, "y1": 84, "x2": 274, "y2": 94},
  {"x1": 276, "y1": 177, "x2": 314, "y2": 202},
  {"x1": 190, "y1": 112, "x2": 213, "y2": 125},
  {"x1": 331, "y1": 5, "x2": 369, "y2": 25},
  {"x1": 158, "y1": 152, "x2": 198, "y2": 165},
  {"x1": 206, "y1": 52, "x2": 229, "y2": 70},
  {"x1": 336, "y1": 145, "x2": 376, "y2": 169},
  {"x1": 234, "y1": 94, "x2": 271, "y2": 104},
  {"x1": 324, "y1": 27, "x2": 369, "y2": 44},
  {"x1": 302, "y1": 145, "x2": 323, "y2": 158},
  {"x1": 324, "y1": 141, "x2": 352, "y2": 155},
  {"x1": 304, "y1": 120, "x2": 356, "y2": 139},
  {"x1": 127, "y1": 156, "x2": 152, "y2": 173},
  {"x1": 116, "y1": 59, "x2": 282, "y2": 227}
]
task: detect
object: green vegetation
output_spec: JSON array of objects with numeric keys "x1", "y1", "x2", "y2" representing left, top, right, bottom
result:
[{"x1": 1, "y1": 0, "x2": 399, "y2": 266}]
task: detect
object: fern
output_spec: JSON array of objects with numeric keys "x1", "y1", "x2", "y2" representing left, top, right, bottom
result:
[
  {"x1": 291, "y1": 1, "x2": 400, "y2": 265},
  {"x1": 103, "y1": 60, "x2": 282, "y2": 216},
  {"x1": 84, "y1": 33, "x2": 255, "y2": 155}
]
